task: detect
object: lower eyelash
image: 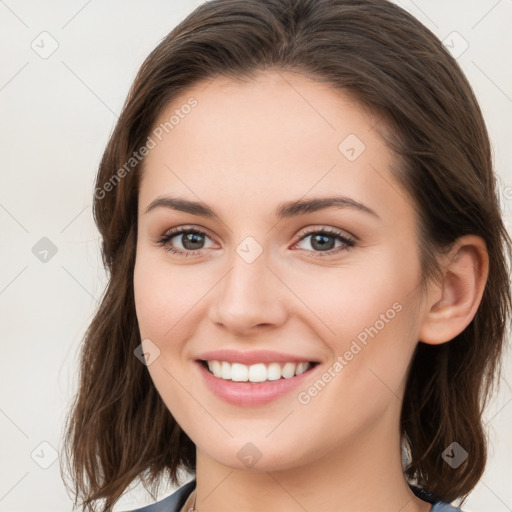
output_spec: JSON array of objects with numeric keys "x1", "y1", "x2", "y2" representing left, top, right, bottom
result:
[{"x1": 161, "y1": 245, "x2": 198, "y2": 256}]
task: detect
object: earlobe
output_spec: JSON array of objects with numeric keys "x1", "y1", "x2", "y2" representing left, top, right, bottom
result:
[{"x1": 418, "y1": 235, "x2": 489, "y2": 345}]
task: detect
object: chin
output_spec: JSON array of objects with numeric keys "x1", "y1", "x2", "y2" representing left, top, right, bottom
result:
[{"x1": 199, "y1": 438, "x2": 312, "y2": 473}]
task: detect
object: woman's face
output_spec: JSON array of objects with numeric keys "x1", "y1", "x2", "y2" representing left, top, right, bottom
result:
[{"x1": 134, "y1": 70, "x2": 426, "y2": 471}]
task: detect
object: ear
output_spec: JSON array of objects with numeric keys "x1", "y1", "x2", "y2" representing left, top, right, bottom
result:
[{"x1": 418, "y1": 235, "x2": 489, "y2": 345}]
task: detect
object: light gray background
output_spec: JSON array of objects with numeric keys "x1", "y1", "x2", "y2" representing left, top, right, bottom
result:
[{"x1": 0, "y1": 1, "x2": 511, "y2": 511}]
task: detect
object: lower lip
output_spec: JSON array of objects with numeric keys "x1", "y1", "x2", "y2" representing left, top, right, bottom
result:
[{"x1": 196, "y1": 361, "x2": 319, "y2": 407}]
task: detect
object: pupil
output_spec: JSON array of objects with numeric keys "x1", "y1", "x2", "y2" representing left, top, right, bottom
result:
[{"x1": 312, "y1": 234, "x2": 334, "y2": 251}]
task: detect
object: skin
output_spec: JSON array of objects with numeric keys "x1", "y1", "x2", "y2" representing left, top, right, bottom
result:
[{"x1": 133, "y1": 70, "x2": 489, "y2": 512}]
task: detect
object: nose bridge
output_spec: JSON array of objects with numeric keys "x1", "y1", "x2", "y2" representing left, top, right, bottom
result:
[{"x1": 208, "y1": 239, "x2": 287, "y2": 333}]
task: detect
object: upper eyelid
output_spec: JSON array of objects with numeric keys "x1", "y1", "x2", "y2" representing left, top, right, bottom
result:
[
  {"x1": 296, "y1": 226, "x2": 355, "y2": 241},
  {"x1": 161, "y1": 224, "x2": 214, "y2": 238}
]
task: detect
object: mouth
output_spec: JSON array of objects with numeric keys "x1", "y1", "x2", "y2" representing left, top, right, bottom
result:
[
  {"x1": 194, "y1": 349, "x2": 323, "y2": 406},
  {"x1": 198, "y1": 359, "x2": 320, "y2": 384}
]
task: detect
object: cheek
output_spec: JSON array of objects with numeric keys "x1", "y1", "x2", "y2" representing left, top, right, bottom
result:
[
  {"x1": 133, "y1": 252, "x2": 208, "y2": 420},
  {"x1": 281, "y1": 251, "x2": 418, "y2": 347},
  {"x1": 133, "y1": 249, "x2": 210, "y2": 343},
  {"x1": 287, "y1": 251, "x2": 421, "y2": 404}
]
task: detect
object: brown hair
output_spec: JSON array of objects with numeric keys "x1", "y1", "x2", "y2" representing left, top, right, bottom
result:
[{"x1": 62, "y1": 0, "x2": 511, "y2": 509}]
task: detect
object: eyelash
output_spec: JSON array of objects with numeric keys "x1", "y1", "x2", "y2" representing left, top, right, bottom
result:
[{"x1": 155, "y1": 225, "x2": 356, "y2": 259}]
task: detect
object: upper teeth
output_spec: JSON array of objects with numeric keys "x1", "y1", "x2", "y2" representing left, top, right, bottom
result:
[{"x1": 206, "y1": 361, "x2": 312, "y2": 382}]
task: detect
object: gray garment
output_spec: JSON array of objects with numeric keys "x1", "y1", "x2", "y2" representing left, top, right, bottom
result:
[
  {"x1": 124, "y1": 480, "x2": 195, "y2": 512},
  {"x1": 431, "y1": 503, "x2": 463, "y2": 511},
  {"x1": 125, "y1": 479, "x2": 463, "y2": 511}
]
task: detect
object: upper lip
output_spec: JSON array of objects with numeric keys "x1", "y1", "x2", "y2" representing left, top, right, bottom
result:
[{"x1": 196, "y1": 349, "x2": 319, "y2": 366}]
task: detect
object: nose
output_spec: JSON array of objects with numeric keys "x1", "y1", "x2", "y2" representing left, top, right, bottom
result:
[{"x1": 207, "y1": 247, "x2": 288, "y2": 337}]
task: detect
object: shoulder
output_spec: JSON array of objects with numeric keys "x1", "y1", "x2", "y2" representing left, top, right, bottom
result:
[{"x1": 123, "y1": 479, "x2": 196, "y2": 512}]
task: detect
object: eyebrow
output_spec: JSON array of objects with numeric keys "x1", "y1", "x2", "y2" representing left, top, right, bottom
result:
[{"x1": 144, "y1": 195, "x2": 379, "y2": 220}]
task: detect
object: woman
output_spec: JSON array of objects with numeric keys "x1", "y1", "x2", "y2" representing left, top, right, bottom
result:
[{"x1": 63, "y1": 1, "x2": 511, "y2": 511}]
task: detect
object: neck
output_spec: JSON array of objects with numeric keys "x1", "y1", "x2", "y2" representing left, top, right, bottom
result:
[{"x1": 191, "y1": 403, "x2": 431, "y2": 512}]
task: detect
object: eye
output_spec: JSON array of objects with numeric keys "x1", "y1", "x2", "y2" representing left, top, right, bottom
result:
[
  {"x1": 292, "y1": 227, "x2": 356, "y2": 257},
  {"x1": 155, "y1": 225, "x2": 356, "y2": 258},
  {"x1": 155, "y1": 226, "x2": 216, "y2": 256}
]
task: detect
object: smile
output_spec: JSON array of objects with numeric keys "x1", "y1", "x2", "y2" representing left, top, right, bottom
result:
[
  {"x1": 201, "y1": 360, "x2": 315, "y2": 383},
  {"x1": 196, "y1": 356, "x2": 320, "y2": 407}
]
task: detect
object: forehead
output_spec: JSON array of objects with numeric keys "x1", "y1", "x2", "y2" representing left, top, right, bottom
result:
[
  {"x1": 147, "y1": 70, "x2": 380, "y2": 162},
  {"x1": 138, "y1": 70, "x2": 412, "y2": 222}
]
